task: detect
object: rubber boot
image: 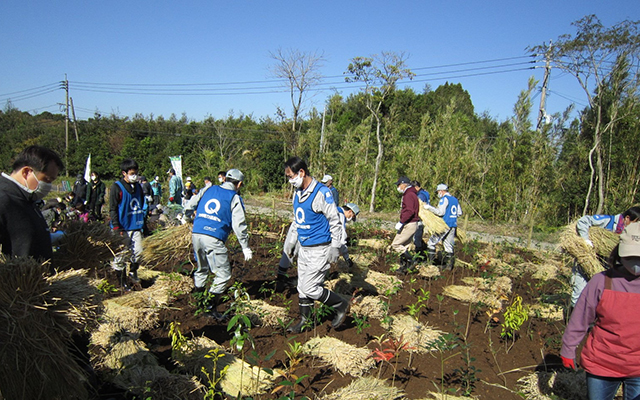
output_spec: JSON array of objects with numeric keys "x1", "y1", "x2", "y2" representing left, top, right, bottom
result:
[
  {"x1": 402, "y1": 251, "x2": 417, "y2": 273},
  {"x1": 346, "y1": 258, "x2": 354, "y2": 270},
  {"x1": 427, "y1": 249, "x2": 437, "y2": 265},
  {"x1": 118, "y1": 268, "x2": 130, "y2": 290},
  {"x1": 129, "y1": 262, "x2": 140, "y2": 283},
  {"x1": 321, "y1": 289, "x2": 350, "y2": 329},
  {"x1": 205, "y1": 294, "x2": 228, "y2": 321},
  {"x1": 443, "y1": 253, "x2": 455, "y2": 272},
  {"x1": 275, "y1": 268, "x2": 297, "y2": 292},
  {"x1": 288, "y1": 298, "x2": 313, "y2": 333}
]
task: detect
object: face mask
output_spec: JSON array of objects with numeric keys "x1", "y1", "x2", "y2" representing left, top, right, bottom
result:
[
  {"x1": 127, "y1": 174, "x2": 138, "y2": 183},
  {"x1": 289, "y1": 174, "x2": 303, "y2": 189},
  {"x1": 91, "y1": 176, "x2": 97, "y2": 181},
  {"x1": 346, "y1": 216, "x2": 353, "y2": 222},
  {"x1": 218, "y1": 177, "x2": 223, "y2": 183},
  {"x1": 438, "y1": 191, "x2": 444, "y2": 198},
  {"x1": 622, "y1": 257, "x2": 640, "y2": 276},
  {"x1": 22, "y1": 170, "x2": 52, "y2": 201},
  {"x1": 397, "y1": 186, "x2": 404, "y2": 194}
]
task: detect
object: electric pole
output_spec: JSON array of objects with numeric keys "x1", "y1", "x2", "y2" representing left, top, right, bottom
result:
[
  {"x1": 64, "y1": 74, "x2": 70, "y2": 176},
  {"x1": 536, "y1": 41, "x2": 552, "y2": 132},
  {"x1": 70, "y1": 97, "x2": 79, "y2": 141}
]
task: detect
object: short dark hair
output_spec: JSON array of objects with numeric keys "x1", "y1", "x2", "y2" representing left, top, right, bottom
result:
[
  {"x1": 623, "y1": 206, "x2": 640, "y2": 222},
  {"x1": 411, "y1": 180, "x2": 421, "y2": 187},
  {"x1": 120, "y1": 159, "x2": 139, "y2": 172},
  {"x1": 91, "y1": 171, "x2": 100, "y2": 178},
  {"x1": 218, "y1": 171, "x2": 226, "y2": 177},
  {"x1": 284, "y1": 157, "x2": 309, "y2": 175},
  {"x1": 12, "y1": 145, "x2": 64, "y2": 173}
]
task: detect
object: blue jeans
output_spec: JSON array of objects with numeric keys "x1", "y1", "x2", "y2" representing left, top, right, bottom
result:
[{"x1": 587, "y1": 373, "x2": 640, "y2": 400}]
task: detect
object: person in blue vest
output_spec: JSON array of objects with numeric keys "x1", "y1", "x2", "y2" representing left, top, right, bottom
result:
[
  {"x1": 423, "y1": 183, "x2": 462, "y2": 271},
  {"x1": 185, "y1": 168, "x2": 253, "y2": 321},
  {"x1": 569, "y1": 206, "x2": 640, "y2": 306},
  {"x1": 283, "y1": 157, "x2": 348, "y2": 333},
  {"x1": 321, "y1": 174, "x2": 340, "y2": 205},
  {"x1": 110, "y1": 159, "x2": 146, "y2": 288},
  {"x1": 411, "y1": 180, "x2": 430, "y2": 253},
  {"x1": 337, "y1": 202, "x2": 360, "y2": 269},
  {"x1": 167, "y1": 168, "x2": 183, "y2": 206}
]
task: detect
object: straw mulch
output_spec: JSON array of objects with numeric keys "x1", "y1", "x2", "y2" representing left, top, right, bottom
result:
[
  {"x1": 51, "y1": 221, "x2": 128, "y2": 270},
  {"x1": 146, "y1": 374, "x2": 205, "y2": 400},
  {"x1": 520, "y1": 260, "x2": 565, "y2": 281},
  {"x1": 303, "y1": 336, "x2": 376, "y2": 377},
  {"x1": 349, "y1": 251, "x2": 378, "y2": 267},
  {"x1": 419, "y1": 200, "x2": 467, "y2": 242},
  {"x1": 320, "y1": 376, "x2": 405, "y2": 400},
  {"x1": 357, "y1": 238, "x2": 389, "y2": 250},
  {"x1": 517, "y1": 370, "x2": 587, "y2": 400},
  {"x1": 173, "y1": 336, "x2": 277, "y2": 397},
  {"x1": 419, "y1": 393, "x2": 478, "y2": 400},
  {"x1": 46, "y1": 268, "x2": 103, "y2": 332},
  {"x1": 560, "y1": 222, "x2": 617, "y2": 279},
  {"x1": 528, "y1": 304, "x2": 564, "y2": 321},
  {"x1": 417, "y1": 264, "x2": 441, "y2": 278},
  {"x1": 245, "y1": 299, "x2": 289, "y2": 327},
  {"x1": 442, "y1": 276, "x2": 512, "y2": 310},
  {"x1": 142, "y1": 223, "x2": 194, "y2": 269},
  {"x1": 0, "y1": 256, "x2": 89, "y2": 399},
  {"x1": 350, "y1": 295, "x2": 387, "y2": 320},
  {"x1": 326, "y1": 267, "x2": 403, "y2": 296},
  {"x1": 385, "y1": 314, "x2": 445, "y2": 354}
]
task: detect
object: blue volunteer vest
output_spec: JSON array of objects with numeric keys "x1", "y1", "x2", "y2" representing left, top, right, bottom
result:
[
  {"x1": 337, "y1": 206, "x2": 346, "y2": 230},
  {"x1": 592, "y1": 214, "x2": 625, "y2": 233},
  {"x1": 192, "y1": 185, "x2": 238, "y2": 242},
  {"x1": 294, "y1": 183, "x2": 332, "y2": 246},
  {"x1": 441, "y1": 194, "x2": 461, "y2": 228},
  {"x1": 115, "y1": 181, "x2": 145, "y2": 231}
]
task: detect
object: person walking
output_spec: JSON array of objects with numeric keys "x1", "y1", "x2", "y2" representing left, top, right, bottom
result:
[
  {"x1": 283, "y1": 157, "x2": 349, "y2": 333},
  {"x1": 411, "y1": 180, "x2": 430, "y2": 253},
  {"x1": 569, "y1": 207, "x2": 640, "y2": 306},
  {"x1": 0, "y1": 145, "x2": 63, "y2": 261},
  {"x1": 85, "y1": 171, "x2": 106, "y2": 220},
  {"x1": 167, "y1": 168, "x2": 183, "y2": 206},
  {"x1": 150, "y1": 176, "x2": 162, "y2": 205},
  {"x1": 424, "y1": 183, "x2": 462, "y2": 271},
  {"x1": 110, "y1": 159, "x2": 145, "y2": 288},
  {"x1": 391, "y1": 176, "x2": 420, "y2": 273},
  {"x1": 321, "y1": 174, "x2": 340, "y2": 205},
  {"x1": 185, "y1": 169, "x2": 253, "y2": 320},
  {"x1": 337, "y1": 203, "x2": 360, "y2": 269},
  {"x1": 561, "y1": 222, "x2": 640, "y2": 400}
]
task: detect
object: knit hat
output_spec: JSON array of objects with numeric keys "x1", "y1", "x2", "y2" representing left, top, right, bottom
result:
[{"x1": 619, "y1": 222, "x2": 640, "y2": 257}]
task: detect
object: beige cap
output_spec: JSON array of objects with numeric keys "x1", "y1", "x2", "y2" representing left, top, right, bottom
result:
[{"x1": 619, "y1": 222, "x2": 640, "y2": 257}]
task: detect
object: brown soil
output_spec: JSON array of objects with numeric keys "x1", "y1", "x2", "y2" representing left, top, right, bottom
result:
[{"x1": 89, "y1": 213, "x2": 569, "y2": 399}]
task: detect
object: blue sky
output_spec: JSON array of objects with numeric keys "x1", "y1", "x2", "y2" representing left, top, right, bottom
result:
[{"x1": 1, "y1": 1, "x2": 636, "y2": 123}]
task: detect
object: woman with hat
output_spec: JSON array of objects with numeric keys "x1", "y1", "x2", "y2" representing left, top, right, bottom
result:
[{"x1": 561, "y1": 221, "x2": 640, "y2": 399}]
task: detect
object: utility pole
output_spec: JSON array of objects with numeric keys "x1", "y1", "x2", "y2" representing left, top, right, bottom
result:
[
  {"x1": 70, "y1": 97, "x2": 79, "y2": 141},
  {"x1": 536, "y1": 41, "x2": 552, "y2": 132},
  {"x1": 64, "y1": 74, "x2": 70, "y2": 176}
]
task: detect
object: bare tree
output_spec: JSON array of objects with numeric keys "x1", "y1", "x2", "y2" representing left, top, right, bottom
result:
[
  {"x1": 269, "y1": 48, "x2": 326, "y2": 133},
  {"x1": 345, "y1": 51, "x2": 414, "y2": 212}
]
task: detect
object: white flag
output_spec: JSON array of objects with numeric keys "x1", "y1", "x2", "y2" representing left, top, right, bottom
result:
[
  {"x1": 83, "y1": 154, "x2": 91, "y2": 183},
  {"x1": 169, "y1": 155, "x2": 183, "y2": 181}
]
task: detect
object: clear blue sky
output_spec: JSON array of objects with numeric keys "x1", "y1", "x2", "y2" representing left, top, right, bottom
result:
[{"x1": 1, "y1": 1, "x2": 636, "y2": 123}]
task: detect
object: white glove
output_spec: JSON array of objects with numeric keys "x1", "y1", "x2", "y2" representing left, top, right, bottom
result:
[
  {"x1": 328, "y1": 246, "x2": 340, "y2": 263},
  {"x1": 243, "y1": 248, "x2": 253, "y2": 261},
  {"x1": 584, "y1": 239, "x2": 593, "y2": 247},
  {"x1": 395, "y1": 222, "x2": 404, "y2": 232}
]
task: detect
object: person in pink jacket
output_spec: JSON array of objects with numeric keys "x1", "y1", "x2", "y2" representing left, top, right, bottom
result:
[{"x1": 561, "y1": 221, "x2": 640, "y2": 400}]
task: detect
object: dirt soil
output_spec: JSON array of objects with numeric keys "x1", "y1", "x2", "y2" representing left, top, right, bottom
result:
[{"x1": 87, "y1": 212, "x2": 571, "y2": 400}]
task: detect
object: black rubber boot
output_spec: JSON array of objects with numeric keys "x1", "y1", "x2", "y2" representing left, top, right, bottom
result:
[
  {"x1": 346, "y1": 258, "x2": 354, "y2": 269},
  {"x1": 129, "y1": 262, "x2": 140, "y2": 283},
  {"x1": 399, "y1": 251, "x2": 415, "y2": 274},
  {"x1": 321, "y1": 289, "x2": 350, "y2": 329},
  {"x1": 288, "y1": 298, "x2": 313, "y2": 333},
  {"x1": 205, "y1": 294, "x2": 228, "y2": 321},
  {"x1": 427, "y1": 249, "x2": 437, "y2": 265},
  {"x1": 118, "y1": 268, "x2": 130, "y2": 290},
  {"x1": 443, "y1": 253, "x2": 455, "y2": 271},
  {"x1": 275, "y1": 269, "x2": 297, "y2": 292}
]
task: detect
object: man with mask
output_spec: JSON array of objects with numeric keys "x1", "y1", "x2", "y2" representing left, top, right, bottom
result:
[
  {"x1": 423, "y1": 183, "x2": 462, "y2": 271},
  {"x1": 185, "y1": 169, "x2": 253, "y2": 321},
  {"x1": 0, "y1": 145, "x2": 63, "y2": 260},
  {"x1": 110, "y1": 159, "x2": 145, "y2": 288},
  {"x1": 85, "y1": 171, "x2": 106, "y2": 220},
  {"x1": 282, "y1": 157, "x2": 348, "y2": 333}
]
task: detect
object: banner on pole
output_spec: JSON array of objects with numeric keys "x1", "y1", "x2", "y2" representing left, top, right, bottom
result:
[
  {"x1": 169, "y1": 155, "x2": 183, "y2": 181},
  {"x1": 83, "y1": 154, "x2": 91, "y2": 183}
]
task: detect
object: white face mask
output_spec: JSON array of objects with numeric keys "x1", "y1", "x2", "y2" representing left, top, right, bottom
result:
[
  {"x1": 397, "y1": 186, "x2": 404, "y2": 194},
  {"x1": 127, "y1": 174, "x2": 138, "y2": 183},
  {"x1": 22, "y1": 170, "x2": 52, "y2": 201},
  {"x1": 438, "y1": 191, "x2": 444, "y2": 198},
  {"x1": 289, "y1": 174, "x2": 303, "y2": 189},
  {"x1": 622, "y1": 257, "x2": 640, "y2": 276},
  {"x1": 91, "y1": 175, "x2": 97, "y2": 181},
  {"x1": 218, "y1": 177, "x2": 224, "y2": 183}
]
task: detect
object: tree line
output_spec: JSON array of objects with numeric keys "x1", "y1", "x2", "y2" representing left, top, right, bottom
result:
[{"x1": 1, "y1": 15, "x2": 638, "y2": 229}]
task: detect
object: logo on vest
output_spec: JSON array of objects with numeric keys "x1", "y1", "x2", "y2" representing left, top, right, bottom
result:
[
  {"x1": 204, "y1": 199, "x2": 221, "y2": 215},
  {"x1": 130, "y1": 198, "x2": 143, "y2": 215},
  {"x1": 295, "y1": 207, "x2": 305, "y2": 223}
]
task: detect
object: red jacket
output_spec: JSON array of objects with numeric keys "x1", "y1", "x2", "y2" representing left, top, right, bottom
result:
[{"x1": 399, "y1": 186, "x2": 420, "y2": 224}]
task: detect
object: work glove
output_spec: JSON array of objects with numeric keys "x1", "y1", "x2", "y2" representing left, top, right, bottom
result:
[
  {"x1": 243, "y1": 248, "x2": 253, "y2": 261},
  {"x1": 561, "y1": 356, "x2": 576, "y2": 370},
  {"x1": 328, "y1": 246, "x2": 340, "y2": 263},
  {"x1": 395, "y1": 222, "x2": 404, "y2": 233},
  {"x1": 584, "y1": 239, "x2": 593, "y2": 247}
]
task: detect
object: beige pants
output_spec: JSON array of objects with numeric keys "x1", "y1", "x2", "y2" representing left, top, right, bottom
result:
[{"x1": 391, "y1": 221, "x2": 418, "y2": 254}]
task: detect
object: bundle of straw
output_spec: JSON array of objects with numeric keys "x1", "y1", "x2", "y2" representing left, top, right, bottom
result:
[
  {"x1": 560, "y1": 222, "x2": 617, "y2": 279},
  {"x1": 386, "y1": 314, "x2": 444, "y2": 354},
  {"x1": 142, "y1": 223, "x2": 193, "y2": 269},
  {"x1": 52, "y1": 220, "x2": 128, "y2": 271},
  {"x1": 419, "y1": 200, "x2": 466, "y2": 243},
  {"x1": 517, "y1": 370, "x2": 587, "y2": 400},
  {"x1": 46, "y1": 268, "x2": 103, "y2": 332},
  {"x1": 320, "y1": 376, "x2": 404, "y2": 400},
  {"x1": 303, "y1": 336, "x2": 376, "y2": 376},
  {"x1": 0, "y1": 256, "x2": 88, "y2": 399}
]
